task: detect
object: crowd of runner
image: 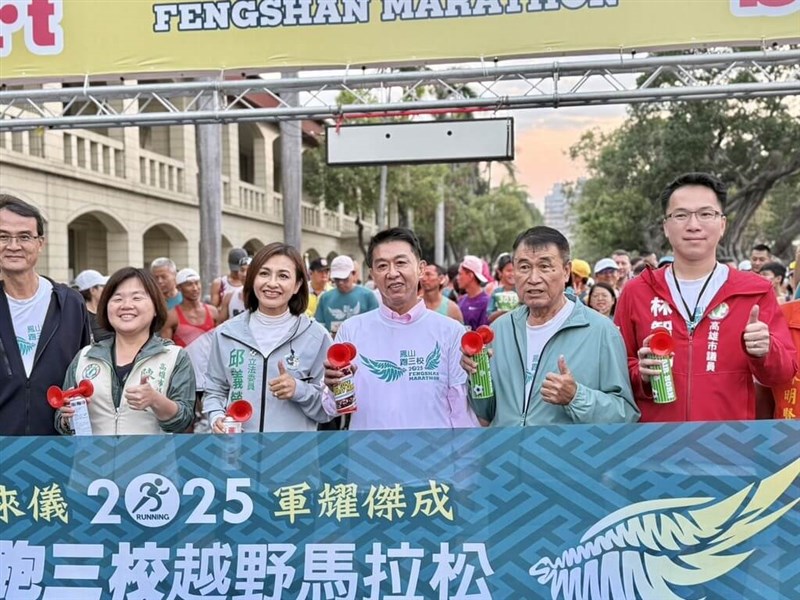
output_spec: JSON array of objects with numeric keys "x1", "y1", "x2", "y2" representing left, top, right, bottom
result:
[{"x1": 1, "y1": 171, "x2": 798, "y2": 437}]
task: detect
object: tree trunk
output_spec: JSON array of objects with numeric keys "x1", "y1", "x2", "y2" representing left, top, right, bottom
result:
[{"x1": 721, "y1": 160, "x2": 800, "y2": 258}]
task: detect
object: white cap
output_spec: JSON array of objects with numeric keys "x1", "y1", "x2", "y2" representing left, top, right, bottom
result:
[
  {"x1": 330, "y1": 255, "x2": 355, "y2": 280},
  {"x1": 72, "y1": 270, "x2": 109, "y2": 292},
  {"x1": 738, "y1": 259, "x2": 752, "y2": 271},
  {"x1": 176, "y1": 268, "x2": 201, "y2": 285},
  {"x1": 460, "y1": 255, "x2": 488, "y2": 284},
  {"x1": 594, "y1": 258, "x2": 619, "y2": 274}
]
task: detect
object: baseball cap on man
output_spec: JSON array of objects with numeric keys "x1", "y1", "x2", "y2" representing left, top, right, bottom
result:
[
  {"x1": 571, "y1": 259, "x2": 591, "y2": 279},
  {"x1": 72, "y1": 269, "x2": 109, "y2": 292},
  {"x1": 309, "y1": 257, "x2": 329, "y2": 272},
  {"x1": 593, "y1": 258, "x2": 618, "y2": 274},
  {"x1": 461, "y1": 255, "x2": 488, "y2": 284},
  {"x1": 330, "y1": 255, "x2": 355, "y2": 280},
  {"x1": 228, "y1": 248, "x2": 248, "y2": 270},
  {"x1": 176, "y1": 268, "x2": 201, "y2": 285}
]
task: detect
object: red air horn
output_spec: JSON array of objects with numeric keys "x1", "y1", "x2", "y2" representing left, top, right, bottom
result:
[
  {"x1": 327, "y1": 342, "x2": 358, "y2": 415},
  {"x1": 47, "y1": 380, "x2": 94, "y2": 409},
  {"x1": 226, "y1": 400, "x2": 253, "y2": 423},
  {"x1": 649, "y1": 328, "x2": 674, "y2": 357},
  {"x1": 461, "y1": 325, "x2": 495, "y2": 400},
  {"x1": 327, "y1": 342, "x2": 357, "y2": 369},
  {"x1": 461, "y1": 325, "x2": 495, "y2": 356}
]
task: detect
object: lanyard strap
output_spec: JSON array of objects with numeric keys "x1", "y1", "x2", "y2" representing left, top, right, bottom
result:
[{"x1": 672, "y1": 264, "x2": 717, "y2": 332}]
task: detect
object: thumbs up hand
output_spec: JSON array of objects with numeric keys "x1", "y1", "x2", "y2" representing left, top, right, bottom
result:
[
  {"x1": 541, "y1": 355, "x2": 578, "y2": 405},
  {"x1": 268, "y1": 360, "x2": 297, "y2": 400},
  {"x1": 125, "y1": 376, "x2": 160, "y2": 411},
  {"x1": 743, "y1": 304, "x2": 771, "y2": 358}
]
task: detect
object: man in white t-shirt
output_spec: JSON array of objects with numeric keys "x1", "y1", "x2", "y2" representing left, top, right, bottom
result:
[
  {"x1": 0, "y1": 194, "x2": 91, "y2": 435},
  {"x1": 323, "y1": 228, "x2": 478, "y2": 430}
]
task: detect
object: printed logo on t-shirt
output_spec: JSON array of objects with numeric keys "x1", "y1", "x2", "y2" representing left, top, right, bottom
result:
[
  {"x1": 329, "y1": 302, "x2": 362, "y2": 321},
  {"x1": 16, "y1": 324, "x2": 41, "y2": 356},
  {"x1": 525, "y1": 354, "x2": 540, "y2": 386},
  {"x1": 360, "y1": 343, "x2": 441, "y2": 383}
]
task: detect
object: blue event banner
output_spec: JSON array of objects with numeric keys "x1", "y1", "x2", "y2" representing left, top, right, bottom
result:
[{"x1": 1, "y1": 421, "x2": 799, "y2": 600}]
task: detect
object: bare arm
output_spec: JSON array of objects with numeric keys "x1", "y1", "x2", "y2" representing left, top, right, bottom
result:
[
  {"x1": 219, "y1": 293, "x2": 232, "y2": 323},
  {"x1": 210, "y1": 278, "x2": 223, "y2": 307},
  {"x1": 160, "y1": 309, "x2": 178, "y2": 340},
  {"x1": 487, "y1": 310, "x2": 506, "y2": 324},
  {"x1": 448, "y1": 301, "x2": 464, "y2": 324}
]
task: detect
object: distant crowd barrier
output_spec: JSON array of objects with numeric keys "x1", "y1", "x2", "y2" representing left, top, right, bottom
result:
[{"x1": 1, "y1": 421, "x2": 799, "y2": 599}]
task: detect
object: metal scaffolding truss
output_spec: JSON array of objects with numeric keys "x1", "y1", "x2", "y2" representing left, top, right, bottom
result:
[{"x1": 1, "y1": 50, "x2": 799, "y2": 131}]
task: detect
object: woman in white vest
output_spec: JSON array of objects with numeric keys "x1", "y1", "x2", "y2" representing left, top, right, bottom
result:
[
  {"x1": 203, "y1": 243, "x2": 334, "y2": 432},
  {"x1": 56, "y1": 267, "x2": 196, "y2": 435}
]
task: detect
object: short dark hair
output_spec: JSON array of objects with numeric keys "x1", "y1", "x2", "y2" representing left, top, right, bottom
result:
[
  {"x1": 761, "y1": 261, "x2": 786, "y2": 280},
  {"x1": 0, "y1": 194, "x2": 45, "y2": 236},
  {"x1": 243, "y1": 242, "x2": 309, "y2": 316},
  {"x1": 497, "y1": 254, "x2": 513, "y2": 272},
  {"x1": 367, "y1": 227, "x2": 422, "y2": 268},
  {"x1": 752, "y1": 244, "x2": 771, "y2": 254},
  {"x1": 588, "y1": 281, "x2": 618, "y2": 316},
  {"x1": 512, "y1": 226, "x2": 571, "y2": 264},
  {"x1": 659, "y1": 172, "x2": 727, "y2": 213},
  {"x1": 427, "y1": 262, "x2": 446, "y2": 277},
  {"x1": 97, "y1": 267, "x2": 167, "y2": 335}
]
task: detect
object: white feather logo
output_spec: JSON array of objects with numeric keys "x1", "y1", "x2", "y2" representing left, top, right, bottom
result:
[{"x1": 529, "y1": 458, "x2": 800, "y2": 600}]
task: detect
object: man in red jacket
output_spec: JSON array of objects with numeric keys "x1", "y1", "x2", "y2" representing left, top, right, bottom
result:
[{"x1": 615, "y1": 173, "x2": 797, "y2": 421}]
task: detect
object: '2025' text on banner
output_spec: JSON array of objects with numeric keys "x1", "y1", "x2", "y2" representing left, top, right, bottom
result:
[
  {"x1": 0, "y1": 0, "x2": 799, "y2": 81},
  {"x1": 1, "y1": 421, "x2": 799, "y2": 599}
]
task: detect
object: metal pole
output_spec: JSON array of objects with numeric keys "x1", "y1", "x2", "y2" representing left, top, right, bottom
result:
[
  {"x1": 195, "y1": 79, "x2": 223, "y2": 303},
  {"x1": 377, "y1": 165, "x2": 388, "y2": 230},
  {"x1": 435, "y1": 183, "x2": 445, "y2": 267},
  {"x1": 280, "y1": 70, "x2": 303, "y2": 249}
]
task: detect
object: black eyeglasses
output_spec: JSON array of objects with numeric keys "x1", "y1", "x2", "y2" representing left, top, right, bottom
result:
[
  {"x1": 664, "y1": 209, "x2": 723, "y2": 223},
  {"x1": 0, "y1": 234, "x2": 42, "y2": 245}
]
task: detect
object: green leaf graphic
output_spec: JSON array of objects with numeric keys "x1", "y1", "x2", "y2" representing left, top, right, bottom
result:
[
  {"x1": 425, "y1": 343, "x2": 441, "y2": 370},
  {"x1": 360, "y1": 354, "x2": 406, "y2": 383}
]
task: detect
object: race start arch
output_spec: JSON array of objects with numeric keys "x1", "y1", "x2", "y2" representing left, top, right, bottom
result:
[{"x1": 0, "y1": 0, "x2": 799, "y2": 131}]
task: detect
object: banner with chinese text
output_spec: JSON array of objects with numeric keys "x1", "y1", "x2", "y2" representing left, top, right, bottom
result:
[
  {"x1": 1, "y1": 421, "x2": 799, "y2": 599},
  {"x1": 2, "y1": 0, "x2": 800, "y2": 81}
]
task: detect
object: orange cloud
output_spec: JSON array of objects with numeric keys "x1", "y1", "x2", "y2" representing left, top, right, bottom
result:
[{"x1": 513, "y1": 115, "x2": 625, "y2": 210}]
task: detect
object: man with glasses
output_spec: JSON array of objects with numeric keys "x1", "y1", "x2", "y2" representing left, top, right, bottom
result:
[
  {"x1": 0, "y1": 194, "x2": 91, "y2": 435},
  {"x1": 615, "y1": 172, "x2": 796, "y2": 422}
]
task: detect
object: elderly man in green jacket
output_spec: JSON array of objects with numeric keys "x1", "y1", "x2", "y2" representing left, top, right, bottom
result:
[{"x1": 462, "y1": 226, "x2": 639, "y2": 426}]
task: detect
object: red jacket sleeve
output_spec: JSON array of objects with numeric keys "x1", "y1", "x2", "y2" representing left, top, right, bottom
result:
[
  {"x1": 744, "y1": 293, "x2": 798, "y2": 387},
  {"x1": 614, "y1": 289, "x2": 654, "y2": 403}
]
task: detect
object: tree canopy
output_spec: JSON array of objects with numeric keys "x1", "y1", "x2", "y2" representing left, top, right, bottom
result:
[{"x1": 571, "y1": 65, "x2": 800, "y2": 262}]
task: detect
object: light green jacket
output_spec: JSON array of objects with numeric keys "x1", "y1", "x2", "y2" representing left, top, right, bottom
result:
[{"x1": 469, "y1": 299, "x2": 639, "y2": 426}]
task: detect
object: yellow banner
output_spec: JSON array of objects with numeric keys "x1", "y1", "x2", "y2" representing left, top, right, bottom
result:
[{"x1": 1, "y1": 0, "x2": 799, "y2": 81}]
